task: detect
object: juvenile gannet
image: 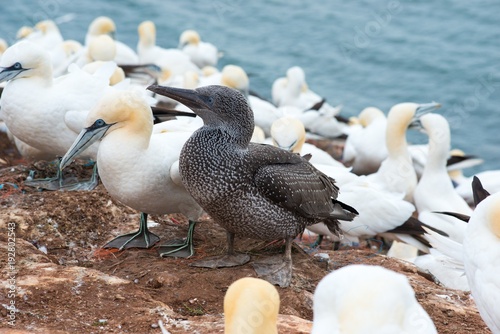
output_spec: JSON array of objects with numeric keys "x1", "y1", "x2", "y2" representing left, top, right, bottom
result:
[
  {"x1": 464, "y1": 191, "x2": 500, "y2": 333},
  {"x1": 311, "y1": 264, "x2": 437, "y2": 334},
  {"x1": 224, "y1": 277, "x2": 280, "y2": 334},
  {"x1": 178, "y1": 29, "x2": 219, "y2": 68},
  {"x1": 0, "y1": 41, "x2": 118, "y2": 189},
  {"x1": 366, "y1": 102, "x2": 440, "y2": 202},
  {"x1": 149, "y1": 84, "x2": 357, "y2": 287},
  {"x1": 342, "y1": 107, "x2": 388, "y2": 175},
  {"x1": 60, "y1": 90, "x2": 203, "y2": 256},
  {"x1": 85, "y1": 16, "x2": 139, "y2": 64}
]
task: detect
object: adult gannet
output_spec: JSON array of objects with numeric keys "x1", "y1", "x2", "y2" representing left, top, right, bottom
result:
[
  {"x1": 60, "y1": 90, "x2": 203, "y2": 256},
  {"x1": 179, "y1": 29, "x2": 219, "y2": 68},
  {"x1": 85, "y1": 16, "x2": 139, "y2": 64},
  {"x1": 366, "y1": 102, "x2": 440, "y2": 202},
  {"x1": 270, "y1": 116, "x2": 345, "y2": 167},
  {"x1": 137, "y1": 21, "x2": 199, "y2": 82},
  {"x1": 413, "y1": 113, "x2": 472, "y2": 240},
  {"x1": 149, "y1": 84, "x2": 357, "y2": 287},
  {"x1": 311, "y1": 264, "x2": 437, "y2": 334},
  {"x1": 0, "y1": 41, "x2": 117, "y2": 189},
  {"x1": 342, "y1": 107, "x2": 387, "y2": 175},
  {"x1": 224, "y1": 277, "x2": 280, "y2": 334},
  {"x1": 463, "y1": 191, "x2": 500, "y2": 333}
]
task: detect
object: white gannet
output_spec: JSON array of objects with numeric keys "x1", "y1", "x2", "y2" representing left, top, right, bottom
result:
[
  {"x1": 454, "y1": 169, "x2": 500, "y2": 206},
  {"x1": 413, "y1": 113, "x2": 472, "y2": 241},
  {"x1": 85, "y1": 16, "x2": 139, "y2": 64},
  {"x1": 0, "y1": 41, "x2": 118, "y2": 189},
  {"x1": 137, "y1": 21, "x2": 199, "y2": 82},
  {"x1": 342, "y1": 107, "x2": 387, "y2": 175},
  {"x1": 224, "y1": 277, "x2": 280, "y2": 334},
  {"x1": 270, "y1": 116, "x2": 345, "y2": 167},
  {"x1": 463, "y1": 192, "x2": 500, "y2": 333},
  {"x1": 178, "y1": 29, "x2": 219, "y2": 68},
  {"x1": 60, "y1": 89, "x2": 203, "y2": 256},
  {"x1": 311, "y1": 264, "x2": 437, "y2": 334},
  {"x1": 366, "y1": 102, "x2": 440, "y2": 202}
]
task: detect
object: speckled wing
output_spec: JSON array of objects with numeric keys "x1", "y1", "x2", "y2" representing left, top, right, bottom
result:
[{"x1": 250, "y1": 143, "x2": 340, "y2": 219}]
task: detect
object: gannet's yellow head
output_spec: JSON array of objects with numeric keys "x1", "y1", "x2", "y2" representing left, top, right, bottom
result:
[
  {"x1": 224, "y1": 277, "x2": 280, "y2": 334},
  {"x1": 358, "y1": 107, "x2": 384, "y2": 127},
  {"x1": 16, "y1": 26, "x2": 34, "y2": 40},
  {"x1": 221, "y1": 65, "x2": 249, "y2": 97},
  {"x1": 88, "y1": 16, "x2": 116, "y2": 39},
  {"x1": 0, "y1": 41, "x2": 53, "y2": 82},
  {"x1": 138, "y1": 20, "x2": 156, "y2": 48},
  {"x1": 34, "y1": 20, "x2": 59, "y2": 35},
  {"x1": 86, "y1": 90, "x2": 152, "y2": 134},
  {"x1": 60, "y1": 90, "x2": 153, "y2": 170},
  {"x1": 62, "y1": 40, "x2": 82, "y2": 57},
  {"x1": 179, "y1": 29, "x2": 200, "y2": 47},
  {"x1": 88, "y1": 34, "x2": 116, "y2": 61},
  {"x1": 201, "y1": 65, "x2": 218, "y2": 77},
  {"x1": 271, "y1": 116, "x2": 306, "y2": 153}
]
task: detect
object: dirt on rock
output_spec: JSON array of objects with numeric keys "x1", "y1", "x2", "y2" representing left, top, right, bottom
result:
[{"x1": 0, "y1": 132, "x2": 491, "y2": 333}]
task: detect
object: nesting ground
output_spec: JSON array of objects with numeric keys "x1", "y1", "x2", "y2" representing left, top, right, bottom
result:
[{"x1": 0, "y1": 132, "x2": 491, "y2": 333}]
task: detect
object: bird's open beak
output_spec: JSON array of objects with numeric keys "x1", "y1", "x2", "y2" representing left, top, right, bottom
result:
[
  {"x1": 60, "y1": 122, "x2": 112, "y2": 170},
  {"x1": 408, "y1": 102, "x2": 441, "y2": 129},
  {"x1": 0, "y1": 64, "x2": 28, "y2": 82},
  {"x1": 147, "y1": 85, "x2": 210, "y2": 111}
]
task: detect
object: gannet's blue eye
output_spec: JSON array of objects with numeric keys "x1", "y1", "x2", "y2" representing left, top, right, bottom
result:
[
  {"x1": 95, "y1": 119, "x2": 105, "y2": 127},
  {"x1": 207, "y1": 97, "x2": 214, "y2": 104},
  {"x1": 13, "y1": 62, "x2": 22, "y2": 70}
]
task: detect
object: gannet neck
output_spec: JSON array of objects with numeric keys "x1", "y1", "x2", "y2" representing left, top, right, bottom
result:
[
  {"x1": 359, "y1": 107, "x2": 385, "y2": 127},
  {"x1": 224, "y1": 277, "x2": 279, "y2": 334},
  {"x1": 489, "y1": 197, "x2": 500, "y2": 238},
  {"x1": 421, "y1": 113, "x2": 451, "y2": 173},
  {"x1": 286, "y1": 66, "x2": 306, "y2": 97},
  {"x1": 138, "y1": 21, "x2": 156, "y2": 49},
  {"x1": 385, "y1": 103, "x2": 417, "y2": 158},
  {"x1": 221, "y1": 65, "x2": 249, "y2": 98},
  {"x1": 271, "y1": 116, "x2": 306, "y2": 153}
]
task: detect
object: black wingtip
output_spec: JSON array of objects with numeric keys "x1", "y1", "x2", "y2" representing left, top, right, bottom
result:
[{"x1": 472, "y1": 176, "x2": 490, "y2": 207}]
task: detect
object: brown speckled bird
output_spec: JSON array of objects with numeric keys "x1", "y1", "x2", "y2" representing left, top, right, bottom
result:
[{"x1": 148, "y1": 84, "x2": 358, "y2": 287}]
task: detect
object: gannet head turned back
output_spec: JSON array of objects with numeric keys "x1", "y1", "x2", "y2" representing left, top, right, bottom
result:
[
  {"x1": 86, "y1": 16, "x2": 116, "y2": 44},
  {"x1": 311, "y1": 264, "x2": 437, "y2": 334},
  {"x1": 0, "y1": 39, "x2": 8, "y2": 56},
  {"x1": 271, "y1": 116, "x2": 306, "y2": 153},
  {"x1": 221, "y1": 65, "x2": 249, "y2": 98},
  {"x1": 224, "y1": 277, "x2": 280, "y2": 334},
  {"x1": 358, "y1": 107, "x2": 385, "y2": 127},
  {"x1": 179, "y1": 29, "x2": 201, "y2": 48},
  {"x1": 0, "y1": 41, "x2": 52, "y2": 83}
]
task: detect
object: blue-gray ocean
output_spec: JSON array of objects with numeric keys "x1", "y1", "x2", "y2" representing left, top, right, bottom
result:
[{"x1": 1, "y1": 0, "x2": 499, "y2": 174}]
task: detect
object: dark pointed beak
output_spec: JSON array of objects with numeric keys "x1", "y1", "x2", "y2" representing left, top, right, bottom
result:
[{"x1": 147, "y1": 85, "x2": 209, "y2": 111}]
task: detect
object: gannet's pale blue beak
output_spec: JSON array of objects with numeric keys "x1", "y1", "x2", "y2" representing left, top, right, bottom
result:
[
  {"x1": 60, "y1": 119, "x2": 114, "y2": 170},
  {"x1": 0, "y1": 62, "x2": 29, "y2": 82},
  {"x1": 409, "y1": 102, "x2": 441, "y2": 129}
]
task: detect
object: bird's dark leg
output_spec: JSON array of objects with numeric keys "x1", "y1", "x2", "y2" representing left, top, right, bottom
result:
[
  {"x1": 252, "y1": 237, "x2": 293, "y2": 287},
  {"x1": 25, "y1": 159, "x2": 100, "y2": 191},
  {"x1": 103, "y1": 212, "x2": 160, "y2": 250},
  {"x1": 189, "y1": 231, "x2": 250, "y2": 268},
  {"x1": 158, "y1": 220, "x2": 197, "y2": 258}
]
